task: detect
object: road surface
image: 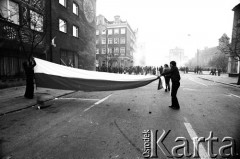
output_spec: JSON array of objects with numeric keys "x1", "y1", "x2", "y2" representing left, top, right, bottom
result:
[{"x1": 1, "y1": 73, "x2": 240, "y2": 159}]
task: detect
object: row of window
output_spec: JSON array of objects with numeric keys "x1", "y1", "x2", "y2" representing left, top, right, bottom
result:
[
  {"x1": 59, "y1": 19, "x2": 79, "y2": 37},
  {"x1": 96, "y1": 28, "x2": 126, "y2": 35},
  {"x1": 96, "y1": 37, "x2": 126, "y2": 45},
  {"x1": 96, "y1": 47, "x2": 126, "y2": 54},
  {"x1": 1, "y1": 0, "x2": 43, "y2": 32},
  {"x1": 59, "y1": 0, "x2": 79, "y2": 16}
]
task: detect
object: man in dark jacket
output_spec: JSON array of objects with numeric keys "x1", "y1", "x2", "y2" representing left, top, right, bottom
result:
[
  {"x1": 23, "y1": 57, "x2": 36, "y2": 99},
  {"x1": 161, "y1": 61, "x2": 181, "y2": 109}
]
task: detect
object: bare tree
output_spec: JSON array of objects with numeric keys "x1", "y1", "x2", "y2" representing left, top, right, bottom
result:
[
  {"x1": 0, "y1": 0, "x2": 49, "y2": 62},
  {"x1": 218, "y1": 30, "x2": 240, "y2": 85}
]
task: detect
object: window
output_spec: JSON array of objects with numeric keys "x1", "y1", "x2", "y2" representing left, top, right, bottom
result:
[
  {"x1": 108, "y1": 38, "x2": 112, "y2": 44},
  {"x1": 73, "y1": 25, "x2": 78, "y2": 37},
  {"x1": 59, "y1": 0, "x2": 66, "y2": 7},
  {"x1": 108, "y1": 29, "x2": 112, "y2": 35},
  {"x1": 96, "y1": 48, "x2": 99, "y2": 54},
  {"x1": 96, "y1": 39, "x2": 99, "y2": 44},
  {"x1": 8, "y1": 0, "x2": 19, "y2": 25},
  {"x1": 30, "y1": 0, "x2": 43, "y2": 8},
  {"x1": 102, "y1": 38, "x2": 106, "y2": 44},
  {"x1": 108, "y1": 47, "x2": 113, "y2": 54},
  {"x1": 114, "y1": 47, "x2": 119, "y2": 54},
  {"x1": 96, "y1": 30, "x2": 99, "y2": 35},
  {"x1": 102, "y1": 29, "x2": 106, "y2": 35},
  {"x1": 120, "y1": 47, "x2": 125, "y2": 54},
  {"x1": 121, "y1": 28, "x2": 126, "y2": 34},
  {"x1": 30, "y1": 10, "x2": 43, "y2": 32},
  {"x1": 114, "y1": 28, "x2": 119, "y2": 34},
  {"x1": 73, "y1": 2, "x2": 78, "y2": 15},
  {"x1": 59, "y1": 19, "x2": 67, "y2": 33},
  {"x1": 60, "y1": 50, "x2": 75, "y2": 67},
  {"x1": 120, "y1": 37, "x2": 125, "y2": 44},
  {"x1": 102, "y1": 48, "x2": 106, "y2": 54},
  {"x1": 114, "y1": 38, "x2": 119, "y2": 44}
]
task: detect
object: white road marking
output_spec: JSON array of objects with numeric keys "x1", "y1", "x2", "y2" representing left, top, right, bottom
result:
[
  {"x1": 55, "y1": 97, "x2": 100, "y2": 101},
  {"x1": 228, "y1": 93, "x2": 240, "y2": 99},
  {"x1": 184, "y1": 118, "x2": 211, "y2": 159},
  {"x1": 188, "y1": 77, "x2": 208, "y2": 87},
  {"x1": 183, "y1": 88, "x2": 197, "y2": 91},
  {"x1": 83, "y1": 94, "x2": 112, "y2": 112}
]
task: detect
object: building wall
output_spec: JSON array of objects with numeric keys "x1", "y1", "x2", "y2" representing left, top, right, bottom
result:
[
  {"x1": 229, "y1": 3, "x2": 240, "y2": 74},
  {"x1": 0, "y1": 0, "x2": 48, "y2": 78},
  {"x1": 198, "y1": 47, "x2": 221, "y2": 67},
  {"x1": 0, "y1": 0, "x2": 96, "y2": 79},
  {"x1": 169, "y1": 47, "x2": 184, "y2": 67},
  {"x1": 95, "y1": 15, "x2": 136, "y2": 69},
  {"x1": 51, "y1": 0, "x2": 96, "y2": 70}
]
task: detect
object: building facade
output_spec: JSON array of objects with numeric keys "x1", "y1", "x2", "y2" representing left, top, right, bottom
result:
[
  {"x1": 0, "y1": 0, "x2": 48, "y2": 78},
  {"x1": 229, "y1": 3, "x2": 240, "y2": 74},
  {"x1": 96, "y1": 15, "x2": 136, "y2": 69},
  {"x1": 198, "y1": 47, "x2": 221, "y2": 67},
  {"x1": 0, "y1": 0, "x2": 96, "y2": 79},
  {"x1": 51, "y1": 0, "x2": 96, "y2": 70},
  {"x1": 169, "y1": 47, "x2": 185, "y2": 67}
]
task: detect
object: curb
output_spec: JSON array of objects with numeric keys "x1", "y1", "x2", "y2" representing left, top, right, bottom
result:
[
  {"x1": 0, "y1": 91, "x2": 77, "y2": 117},
  {"x1": 198, "y1": 77, "x2": 240, "y2": 88}
]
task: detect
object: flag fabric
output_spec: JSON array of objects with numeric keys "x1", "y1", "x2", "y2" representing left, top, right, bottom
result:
[
  {"x1": 34, "y1": 58, "x2": 158, "y2": 91},
  {"x1": 161, "y1": 76, "x2": 166, "y2": 90},
  {"x1": 157, "y1": 76, "x2": 166, "y2": 90}
]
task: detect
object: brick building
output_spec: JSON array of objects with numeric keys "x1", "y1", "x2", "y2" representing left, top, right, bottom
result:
[
  {"x1": 51, "y1": 0, "x2": 96, "y2": 70},
  {"x1": 0, "y1": 0, "x2": 49, "y2": 78},
  {"x1": 96, "y1": 15, "x2": 136, "y2": 69},
  {"x1": 0, "y1": 0, "x2": 96, "y2": 79}
]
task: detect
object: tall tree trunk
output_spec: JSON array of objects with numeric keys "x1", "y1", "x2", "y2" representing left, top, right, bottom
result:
[{"x1": 237, "y1": 72, "x2": 240, "y2": 85}]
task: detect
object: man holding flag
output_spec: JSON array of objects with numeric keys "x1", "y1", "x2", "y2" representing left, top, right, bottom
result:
[{"x1": 161, "y1": 61, "x2": 181, "y2": 109}]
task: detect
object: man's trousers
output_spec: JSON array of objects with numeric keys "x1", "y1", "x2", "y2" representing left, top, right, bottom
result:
[{"x1": 171, "y1": 82, "x2": 180, "y2": 108}]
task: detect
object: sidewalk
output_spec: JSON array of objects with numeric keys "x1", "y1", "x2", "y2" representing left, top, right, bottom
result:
[
  {"x1": 195, "y1": 72, "x2": 240, "y2": 88},
  {"x1": 0, "y1": 86, "x2": 75, "y2": 116}
]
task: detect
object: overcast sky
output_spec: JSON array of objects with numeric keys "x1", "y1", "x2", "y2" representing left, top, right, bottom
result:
[{"x1": 96, "y1": 0, "x2": 239, "y2": 66}]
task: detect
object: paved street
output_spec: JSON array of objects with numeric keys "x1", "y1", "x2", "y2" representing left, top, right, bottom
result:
[{"x1": 1, "y1": 73, "x2": 240, "y2": 159}]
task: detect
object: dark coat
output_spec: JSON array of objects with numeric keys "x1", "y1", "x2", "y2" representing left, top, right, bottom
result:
[{"x1": 161, "y1": 66, "x2": 180, "y2": 83}]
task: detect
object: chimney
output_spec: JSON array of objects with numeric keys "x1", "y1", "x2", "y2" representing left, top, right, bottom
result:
[{"x1": 114, "y1": 15, "x2": 120, "y2": 23}]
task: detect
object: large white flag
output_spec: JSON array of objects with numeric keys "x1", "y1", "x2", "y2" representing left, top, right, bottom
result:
[{"x1": 34, "y1": 58, "x2": 158, "y2": 91}]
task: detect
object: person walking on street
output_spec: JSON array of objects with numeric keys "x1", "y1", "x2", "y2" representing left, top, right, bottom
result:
[
  {"x1": 161, "y1": 61, "x2": 181, "y2": 109},
  {"x1": 163, "y1": 64, "x2": 171, "y2": 92}
]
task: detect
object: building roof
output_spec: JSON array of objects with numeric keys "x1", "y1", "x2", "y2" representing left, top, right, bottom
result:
[{"x1": 96, "y1": 14, "x2": 136, "y2": 38}]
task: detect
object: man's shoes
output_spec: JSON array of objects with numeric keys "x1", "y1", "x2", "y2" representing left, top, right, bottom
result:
[
  {"x1": 169, "y1": 105, "x2": 180, "y2": 109},
  {"x1": 165, "y1": 89, "x2": 167, "y2": 92}
]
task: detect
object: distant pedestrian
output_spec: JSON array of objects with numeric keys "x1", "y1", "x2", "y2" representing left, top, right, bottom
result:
[
  {"x1": 186, "y1": 67, "x2": 189, "y2": 73},
  {"x1": 159, "y1": 66, "x2": 163, "y2": 74},
  {"x1": 213, "y1": 69, "x2": 217, "y2": 76},
  {"x1": 162, "y1": 64, "x2": 171, "y2": 92},
  {"x1": 218, "y1": 68, "x2": 221, "y2": 76},
  {"x1": 23, "y1": 57, "x2": 36, "y2": 99},
  {"x1": 161, "y1": 61, "x2": 181, "y2": 109}
]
